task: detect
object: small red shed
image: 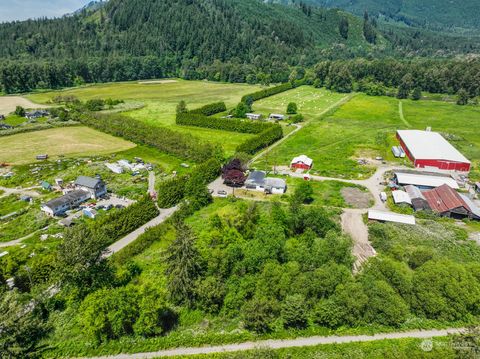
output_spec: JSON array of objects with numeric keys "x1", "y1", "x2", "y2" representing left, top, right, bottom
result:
[{"x1": 291, "y1": 155, "x2": 313, "y2": 170}]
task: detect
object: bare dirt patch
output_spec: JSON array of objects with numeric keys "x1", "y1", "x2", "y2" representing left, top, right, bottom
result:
[
  {"x1": 138, "y1": 80, "x2": 178, "y2": 85},
  {"x1": 0, "y1": 96, "x2": 49, "y2": 116},
  {"x1": 341, "y1": 187, "x2": 372, "y2": 209}
]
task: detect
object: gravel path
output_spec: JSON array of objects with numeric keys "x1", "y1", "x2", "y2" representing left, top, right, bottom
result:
[
  {"x1": 104, "y1": 206, "x2": 178, "y2": 257},
  {"x1": 77, "y1": 328, "x2": 464, "y2": 359}
]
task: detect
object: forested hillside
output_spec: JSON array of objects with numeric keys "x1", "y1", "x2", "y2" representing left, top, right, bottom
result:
[
  {"x1": 284, "y1": 0, "x2": 480, "y2": 32},
  {"x1": 0, "y1": 0, "x2": 479, "y2": 93}
]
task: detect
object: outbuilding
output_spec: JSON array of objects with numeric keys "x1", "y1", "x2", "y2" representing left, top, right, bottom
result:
[
  {"x1": 423, "y1": 184, "x2": 480, "y2": 220},
  {"x1": 394, "y1": 171, "x2": 459, "y2": 190},
  {"x1": 396, "y1": 130, "x2": 470, "y2": 172},
  {"x1": 392, "y1": 190, "x2": 412, "y2": 205},
  {"x1": 368, "y1": 210, "x2": 416, "y2": 225},
  {"x1": 291, "y1": 155, "x2": 313, "y2": 170},
  {"x1": 405, "y1": 185, "x2": 431, "y2": 211},
  {"x1": 246, "y1": 113, "x2": 263, "y2": 120},
  {"x1": 264, "y1": 178, "x2": 287, "y2": 194},
  {"x1": 269, "y1": 114, "x2": 286, "y2": 121}
]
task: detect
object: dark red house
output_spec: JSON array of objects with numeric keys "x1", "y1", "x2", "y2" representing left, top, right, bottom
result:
[
  {"x1": 423, "y1": 184, "x2": 480, "y2": 220},
  {"x1": 396, "y1": 130, "x2": 471, "y2": 172}
]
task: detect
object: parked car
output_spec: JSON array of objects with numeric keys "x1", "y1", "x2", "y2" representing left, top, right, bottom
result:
[{"x1": 217, "y1": 190, "x2": 228, "y2": 198}]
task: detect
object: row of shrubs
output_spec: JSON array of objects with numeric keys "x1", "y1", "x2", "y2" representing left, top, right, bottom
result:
[
  {"x1": 79, "y1": 113, "x2": 222, "y2": 163},
  {"x1": 157, "y1": 157, "x2": 222, "y2": 208},
  {"x1": 188, "y1": 102, "x2": 226, "y2": 116},
  {"x1": 176, "y1": 113, "x2": 272, "y2": 134},
  {"x1": 92, "y1": 197, "x2": 159, "y2": 245},
  {"x1": 240, "y1": 82, "x2": 293, "y2": 102},
  {"x1": 236, "y1": 124, "x2": 283, "y2": 154}
]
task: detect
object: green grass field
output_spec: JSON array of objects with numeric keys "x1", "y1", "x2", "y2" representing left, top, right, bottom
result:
[
  {"x1": 0, "y1": 126, "x2": 135, "y2": 164},
  {"x1": 253, "y1": 86, "x2": 347, "y2": 120},
  {"x1": 255, "y1": 93, "x2": 480, "y2": 179},
  {"x1": 27, "y1": 80, "x2": 264, "y2": 156}
]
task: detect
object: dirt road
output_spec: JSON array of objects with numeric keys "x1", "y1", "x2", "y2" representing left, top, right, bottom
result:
[
  {"x1": 0, "y1": 96, "x2": 49, "y2": 116},
  {"x1": 341, "y1": 210, "x2": 376, "y2": 272},
  {"x1": 78, "y1": 328, "x2": 464, "y2": 359}
]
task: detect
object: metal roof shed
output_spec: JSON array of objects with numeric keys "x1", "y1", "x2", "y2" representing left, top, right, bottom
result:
[
  {"x1": 392, "y1": 190, "x2": 412, "y2": 205},
  {"x1": 395, "y1": 172, "x2": 459, "y2": 190},
  {"x1": 368, "y1": 210, "x2": 416, "y2": 225}
]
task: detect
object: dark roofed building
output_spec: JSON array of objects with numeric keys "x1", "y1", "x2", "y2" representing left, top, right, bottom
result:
[
  {"x1": 75, "y1": 176, "x2": 107, "y2": 199},
  {"x1": 405, "y1": 185, "x2": 431, "y2": 211},
  {"x1": 245, "y1": 171, "x2": 266, "y2": 190},
  {"x1": 423, "y1": 184, "x2": 480, "y2": 220},
  {"x1": 41, "y1": 190, "x2": 90, "y2": 217}
]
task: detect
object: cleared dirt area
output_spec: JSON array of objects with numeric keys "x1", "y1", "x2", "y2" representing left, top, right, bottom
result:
[
  {"x1": 341, "y1": 187, "x2": 372, "y2": 209},
  {"x1": 341, "y1": 211, "x2": 376, "y2": 273},
  {"x1": 0, "y1": 96, "x2": 49, "y2": 116},
  {"x1": 138, "y1": 79, "x2": 178, "y2": 84}
]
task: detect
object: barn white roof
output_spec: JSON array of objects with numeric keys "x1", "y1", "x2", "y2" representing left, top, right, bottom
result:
[
  {"x1": 368, "y1": 210, "x2": 416, "y2": 225},
  {"x1": 291, "y1": 155, "x2": 313, "y2": 166},
  {"x1": 395, "y1": 172, "x2": 459, "y2": 189},
  {"x1": 397, "y1": 130, "x2": 470, "y2": 164}
]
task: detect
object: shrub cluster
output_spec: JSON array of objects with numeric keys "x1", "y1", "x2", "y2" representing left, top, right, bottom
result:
[
  {"x1": 79, "y1": 113, "x2": 222, "y2": 163},
  {"x1": 189, "y1": 102, "x2": 226, "y2": 116},
  {"x1": 236, "y1": 124, "x2": 283, "y2": 154},
  {"x1": 241, "y1": 83, "x2": 293, "y2": 102},
  {"x1": 157, "y1": 158, "x2": 222, "y2": 208},
  {"x1": 92, "y1": 197, "x2": 159, "y2": 244}
]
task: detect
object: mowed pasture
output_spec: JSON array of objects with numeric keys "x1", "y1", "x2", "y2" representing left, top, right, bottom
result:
[
  {"x1": 0, "y1": 96, "x2": 49, "y2": 116},
  {"x1": 255, "y1": 92, "x2": 480, "y2": 179},
  {"x1": 27, "y1": 80, "x2": 264, "y2": 155},
  {"x1": 0, "y1": 127, "x2": 135, "y2": 164},
  {"x1": 253, "y1": 86, "x2": 347, "y2": 119}
]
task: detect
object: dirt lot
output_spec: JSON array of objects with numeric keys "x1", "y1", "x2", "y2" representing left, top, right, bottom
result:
[
  {"x1": 341, "y1": 187, "x2": 372, "y2": 209},
  {"x1": 0, "y1": 96, "x2": 49, "y2": 116},
  {"x1": 138, "y1": 80, "x2": 178, "y2": 84}
]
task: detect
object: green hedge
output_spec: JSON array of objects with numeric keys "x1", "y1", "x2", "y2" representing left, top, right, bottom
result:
[
  {"x1": 189, "y1": 102, "x2": 226, "y2": 116},
  {"x1": 157, "y1": 157, "x2": 222, "y2": 208},
  {"x1": 92, "y1": 197, "x2": 159, "y2": 244},
  {"x1": 241, "y1": 83, "x2": 293, "y2": 102},
  {"x1": 80, "y1": 113, "x2": 221, "y2": 163},
  {"x1": 176, "y1": 113, "x2": 271, "y2": 134},
  {"x1": 236, "y1": 124, "x2": 283, "y2": 154}
]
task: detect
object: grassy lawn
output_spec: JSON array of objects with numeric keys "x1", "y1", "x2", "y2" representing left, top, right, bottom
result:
[
  {"x1": 402, "y1": 100, "x2": 480, "y2": 180},
  {"x1": 254, "y1": 94, "x2": 403, "y2": 179},
  {"x1": 253, "y1": 86, "x2": 347, "y2": 120},
  {"x1": 0, "y1": 195, "x2": 29, "y2": 217},
  {"x1": 255, "y1": 93, "x2": 480, "y2": 179},
  {"x1": 0, "y1": 126, "x2": 135, "y2": 164},
  {"x1": 28, "y1": 79, "x2": 264, "y2": 156}
]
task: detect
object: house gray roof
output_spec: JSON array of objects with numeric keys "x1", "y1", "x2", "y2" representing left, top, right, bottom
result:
[
  {"x1": 44, "y1": 190, "x2": 89, "y2": 209},
  {"x1": 75, "y1": 176, "x2": 102, "y2": 189},
  {"x1": 265, "y1": 178, "x2": 286, "y2": 189},
  {"x1": 246, "y1": 171, "x2": 266, "y2": 186}
]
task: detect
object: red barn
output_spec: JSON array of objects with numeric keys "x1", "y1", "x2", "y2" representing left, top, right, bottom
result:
[
  {"x1": 396, "y1": 130, "x2": 470, "y2": 172},
  {"x1": 291, "y1": 155, "x2": 313, "y2": 170},
  {"x1": 424, "y1": 184, "x2": 480, "y2": 220}
]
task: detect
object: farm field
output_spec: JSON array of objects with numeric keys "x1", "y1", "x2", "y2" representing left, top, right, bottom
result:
[
  {"x1": 255, "y1": 93, "x2": 480, "y2": 180},
  {"x1": 27, "y1": 79, "x2": 264, "y2": 155},
  {"x1": 0, "y1": 126, "x2": 135, "y2": 164},
  {"x1": 0, "y1": 95, "x2": 49, "y2": 116},
  {"x1": 253, "y1": 86, "x2": 347, "y2": 120}
]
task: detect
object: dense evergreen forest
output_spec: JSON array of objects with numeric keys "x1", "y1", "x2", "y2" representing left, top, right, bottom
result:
[{"x1": 1, "y1": 0, "x2": 480, "y2": 94}]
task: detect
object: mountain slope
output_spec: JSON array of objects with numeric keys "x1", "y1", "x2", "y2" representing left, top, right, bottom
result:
[{"x1": 298, "y1": 0, "x2": 480, "y2": 32}]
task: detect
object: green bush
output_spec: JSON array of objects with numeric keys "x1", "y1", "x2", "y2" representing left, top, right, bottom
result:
[
  {"x1": 157, "y1": 177, "x2": 187, "y2": 208},
  {"x1": 241, "y1": 83, "x2": 293, "y2": 102},
  {"x1": 176, "y1": 113, "x2": 271, "y2": 134},
  {"x1": 236, "y1": 125, "x2": 283, "y2": 154},
  {"x1": 189, "y1": 102, "x2": 226, "y2": 116},
  {"x1": 80, "y1": 113, "x2": 221, "y2": 163}
]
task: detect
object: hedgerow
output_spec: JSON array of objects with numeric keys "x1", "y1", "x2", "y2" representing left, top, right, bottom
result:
[
  {"x1": 176, "y1": 113, "x2": 271, "y2": 134},
  {"x1": 189, "y1": 102, "x2": 227, "y2": 116},
  {"x1": 241, "y1": 83, "x2": 293, "y2": 102},
  {"x1": 79, "y1": 113, "x2": 222, "y2": 163},
  {"x1": 236, "y1": 124, "x2": 283, "y2": 154}
]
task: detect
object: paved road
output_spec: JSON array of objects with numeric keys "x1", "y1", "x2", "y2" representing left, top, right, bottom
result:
[
  {"x1": 148, "y1": 171, "x2": 156, "y2": 196},
  {"x1": 104, "y1": 206, "x2": 178, "y2": 257},
  {"x1": 78, "y1": 328, "x2": 464, "y2": 359}
]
